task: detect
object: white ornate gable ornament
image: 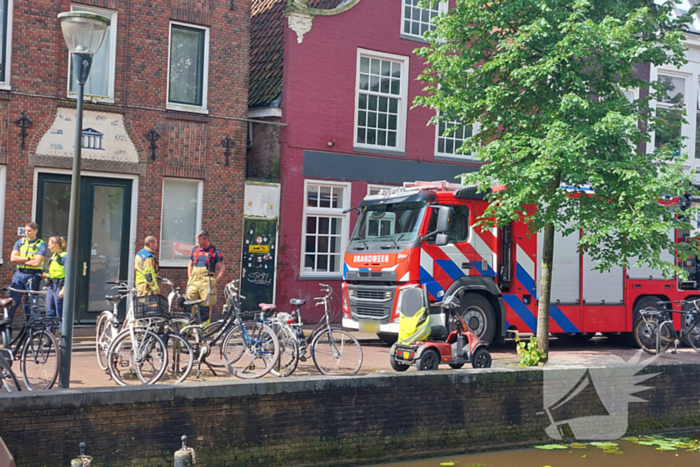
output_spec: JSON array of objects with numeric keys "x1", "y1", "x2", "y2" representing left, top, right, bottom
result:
[{"x1": 285, "y1": 0, "x2": 361, "y2": 44}]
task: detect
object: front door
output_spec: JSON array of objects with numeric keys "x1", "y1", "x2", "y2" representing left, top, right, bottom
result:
[{"x1": 36, "y1": 174, "x2": 132, "y2": 323}]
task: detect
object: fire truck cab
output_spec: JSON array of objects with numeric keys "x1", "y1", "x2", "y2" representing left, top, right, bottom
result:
[{"x1": 341, "y1": 181, "x2": 700, "y2": 347}]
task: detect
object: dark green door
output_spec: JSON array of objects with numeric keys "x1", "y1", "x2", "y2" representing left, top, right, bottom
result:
[
  {"x1": 36, "y1": 174, "x2": 132, "y2": 323},
  {"x1": 240, "y1": 218, "x2": 277, "y2": 312}
]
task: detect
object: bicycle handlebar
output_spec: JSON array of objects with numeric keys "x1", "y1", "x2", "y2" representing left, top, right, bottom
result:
[
  {"x1": 3, "y1": 286, "x2": 46, "y2": 295},
  {"x1": 106, "y1": 280, "x2": 127, "y2": 285}
]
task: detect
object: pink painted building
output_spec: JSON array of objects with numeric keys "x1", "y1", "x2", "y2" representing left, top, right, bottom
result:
[{"x1": 248, "y1": 0, "x2": 478, "y2": 322}]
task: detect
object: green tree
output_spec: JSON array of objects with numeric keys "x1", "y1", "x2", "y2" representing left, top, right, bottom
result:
[{"x1": 415, "y1": 0, "x2": 699, "y2": 361}]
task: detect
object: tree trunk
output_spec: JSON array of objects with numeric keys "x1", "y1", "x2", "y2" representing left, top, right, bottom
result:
[
  {"x1": 536, "y1": 168, "x2": 563, "y2": 362},
  {"x1": 536, "y1": 221, "x2": 555, "y2": 362}
]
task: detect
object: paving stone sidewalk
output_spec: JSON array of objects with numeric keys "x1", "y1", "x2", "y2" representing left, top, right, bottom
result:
[{"x1": 59, "y1": 334, "x2": 700, "y2": 389}]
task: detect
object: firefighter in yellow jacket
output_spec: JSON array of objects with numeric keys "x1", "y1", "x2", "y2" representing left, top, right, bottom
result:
[
  {"x1": 134, "y1": 236, "x2": 159, "y2": 296},
  {"x1": 186, "y1": 230, "x2": 225, "y2": 324}
]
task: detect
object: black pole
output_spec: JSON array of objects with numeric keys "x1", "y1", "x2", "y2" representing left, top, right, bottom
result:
[{"x1": 59, "y1": 53, "x2": 92, "y2": 389}]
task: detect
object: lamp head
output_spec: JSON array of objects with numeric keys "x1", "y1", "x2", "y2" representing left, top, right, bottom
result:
[{"x1": 58, "y1": 12, "x2": 110, "y2": 55}]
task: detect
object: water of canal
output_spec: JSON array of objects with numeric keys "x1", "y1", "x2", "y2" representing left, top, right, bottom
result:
[{"x1": 364, "y1": 435, "x2": 700, "y2": 467}]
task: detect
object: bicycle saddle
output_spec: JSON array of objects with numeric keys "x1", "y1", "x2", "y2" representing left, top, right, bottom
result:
[
  {"x1": 0, "y1": 297, "x2": 14, "y2": 308},
  {"x1": 184, "y1": 299, "x2": 203, "y2": 306},
  {"x1": 290, "y1": 298, "x2": 306, "y2": 306},
  {"x1": 259, "y1": 303, "x2": 277, "y2": 312}
]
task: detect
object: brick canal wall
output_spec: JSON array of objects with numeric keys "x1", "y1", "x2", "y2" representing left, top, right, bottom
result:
[{"x1": 1, "y1": 361, "x2": 699, "y2": 466}]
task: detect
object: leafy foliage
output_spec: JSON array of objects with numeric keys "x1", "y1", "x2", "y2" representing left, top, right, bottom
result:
[
  {"x1": 516, "y1": 336, "x2": 546, "y2": 366},
  {"x1": 415, "y1": 0, "x2": 700, "y2": 277}
]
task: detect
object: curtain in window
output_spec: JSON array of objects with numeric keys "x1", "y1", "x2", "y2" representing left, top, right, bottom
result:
[{"x1": 169, "y1": 26, "x2": 205, "y2": 106}]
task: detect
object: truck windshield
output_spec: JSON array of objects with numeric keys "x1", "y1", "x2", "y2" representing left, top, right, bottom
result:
[{"x1": 351, "y1": 202, "x2": 426, "y2": 243}]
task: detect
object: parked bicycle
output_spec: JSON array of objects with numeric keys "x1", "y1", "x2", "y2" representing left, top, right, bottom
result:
[
  {"x1": 104, "y1": 278, "x2": 193, "y2": 385},
  {"x1": 264, "y1": 283, "x2": 363, "y2": 376},
  {"x1": 0, "y1": 285, "x2": 59, "y2": 390},
  {"x1": 0, "y1": 335, "x2": 20, "y2": 392},
  {"x1": 175, "y1": 279, "x2": 280, "y2": 379},
  {"x1": 635, "y1": 298, "x2": 700, "y2": 355},
  {"x1": 95, "y1": 280, "x2": 132, "y2": 371}
]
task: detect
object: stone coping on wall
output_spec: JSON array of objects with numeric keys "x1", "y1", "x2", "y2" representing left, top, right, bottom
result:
[{"x1": 0, "y1": 360, "x2": 680, "y2": 411}]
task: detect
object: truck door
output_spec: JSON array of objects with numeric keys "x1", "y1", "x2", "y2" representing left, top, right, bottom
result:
[{"x1": 420, "y1": 205, "x2": 495, "y2": 300}]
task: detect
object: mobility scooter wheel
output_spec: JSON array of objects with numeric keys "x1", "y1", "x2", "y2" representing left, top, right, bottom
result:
[
  {"x1": 472, "y1": 348, "x2": 492, "y2": 368},
  {"x1": 418, "y1": 349, "x2": 440, "y2": 371},
  {"x1": 389, "y1": 354, "x2": 409, "y2": 372}
]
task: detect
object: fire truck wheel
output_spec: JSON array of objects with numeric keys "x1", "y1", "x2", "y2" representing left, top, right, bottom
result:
[
  {"x1": 418, "y1": 349, "x2": 440, "y2": 371},
  {"x1": 389, "y1": 354, "x2": 410, "y2": 372},
  {"x1": 459, "y1": 294, "x2": 496, "y2": 344}
]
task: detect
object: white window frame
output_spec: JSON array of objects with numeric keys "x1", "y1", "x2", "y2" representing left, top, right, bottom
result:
[
  {"x1": 159, "y1": 178, "x2": 203, "y2": 267},
  {"x1": 400, "y1": 0, "x2": 448, "y2": 41},
  {"x1": 66, "y1": 4, "x2": 117, "y2": 103},
  {"x1": 434, "y1": 115, "x2": 479, "y2": 160},
  {"x1": 300, "y1": 179, "x2": 351, "y2": 277},
  {"x1": 649, "y1": 66, "x2": 694, "y2": 158},
  {"x1": 166, "y1": 21, "x2": 210, "y2": 114},
  {"x1": 0, "y1": 0, "x2": 13, "y2": 90},
  {"x1": 353, "y1": 48, "x2": 409, "y2": 153},
  {"x1": 367, "y1": 184, "x2": 395, "y2": 196}
]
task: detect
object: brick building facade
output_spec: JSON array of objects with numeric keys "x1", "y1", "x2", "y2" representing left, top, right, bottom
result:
[
  {"x1": 2, "y1": 0, "x2": 249, "y2": 324},
  {"x1": 248, "y1": 0, "x2": 479, "y2": 322}
]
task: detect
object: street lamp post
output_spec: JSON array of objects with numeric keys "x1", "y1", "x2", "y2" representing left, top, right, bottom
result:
[{"x1": 57, "y1": 12, "x2": 110, "y2": 389}]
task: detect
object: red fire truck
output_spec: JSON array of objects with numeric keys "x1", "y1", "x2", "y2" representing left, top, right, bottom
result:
[{"x1": 341, "y1": 181, "x2": 699, "y2": 348}]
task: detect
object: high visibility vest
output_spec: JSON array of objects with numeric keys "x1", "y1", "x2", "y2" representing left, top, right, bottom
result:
[
  {"x1": 48, "y1": 251, "x2": 67, "y2": 279},
  {"x1": 135, "y1": 248, "x2": 158, "y2": 285},
  {"x1": 17, "y1": 238, "x2": 45, "y2": 271}
]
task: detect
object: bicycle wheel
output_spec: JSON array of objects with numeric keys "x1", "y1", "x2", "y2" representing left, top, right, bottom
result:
[
  {"x1": 683, "y1": 314, "x2": 700, "y2": 352},
  {"x1": 0, "y1": 355, "x2": 20, "y2": 392},
  {"x1": 21, "y1": 329, "x2": 59, "y2": 390},
  {"x1": 634, "y1": 316, "x2": 673, "y2": 355},
  {"x1": 311, "y1": 329, "x2": 363, "y2": 375},
  {"x1": 270, "y1": 323, "x2": 299, "y2": 377},
  {"x1": 159, "y1": 333, "x2": 193, "y2": 384},
  {"x1": 95, "y1": 312, "x2": 113, "y2": 371},
  {"x1": 108, "y1": 329, "x2": 167, "y2": 386},
  {"x1": 222, "y1": 322, "x2": 279, "y2": 379}
]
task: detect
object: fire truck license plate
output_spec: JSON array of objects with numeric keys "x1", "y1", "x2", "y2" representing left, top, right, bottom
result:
[{"x1": 359, "y1": 319, "x2": 379, "y2": 333}]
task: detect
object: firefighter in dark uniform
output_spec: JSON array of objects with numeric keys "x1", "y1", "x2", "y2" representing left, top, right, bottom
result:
[
  {"x1": 186, "y1": 230, "x2": 225, "y2": 325},
  {"x1": 7, "y1": 221, "x2": 47, "y2": 326}
]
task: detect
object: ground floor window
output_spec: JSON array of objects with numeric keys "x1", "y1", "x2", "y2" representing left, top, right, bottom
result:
[
  {"x1": 160, "y1": 178, "x2": 203, "y2": 267},
  {"x1": 301, "y1": 180, "x2": 350, "y2": 275},
  {"x1": 0, "y1": 165, "x2": 5, "y2": 263}
]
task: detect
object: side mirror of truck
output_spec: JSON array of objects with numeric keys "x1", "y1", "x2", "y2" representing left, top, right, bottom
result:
[
  {"x1": 436, "y1": 233, "x2": 449, "y2": 246},
  {"x1": 436, "y1": 206, "x2": 453, "y2": 233}
]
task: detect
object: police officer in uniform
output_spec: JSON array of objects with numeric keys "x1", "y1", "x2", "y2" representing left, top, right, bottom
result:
[
  {"x1": 135, "y1": 236, "x2": 160, "y2": 296},
  {"x1": 186, "y1": 230, "x2": 225, "y2": 324},
  {"x1": 43, "y1": 236, "x2": 67, "y2": 334},
  {"x1": 7, "y1": 221, "x2": 47, "y2": 325}
]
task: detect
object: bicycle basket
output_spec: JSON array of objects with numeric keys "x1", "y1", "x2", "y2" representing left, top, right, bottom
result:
[{"x1": 133, "y1": 294, "x2": 169, "y2": 320}]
